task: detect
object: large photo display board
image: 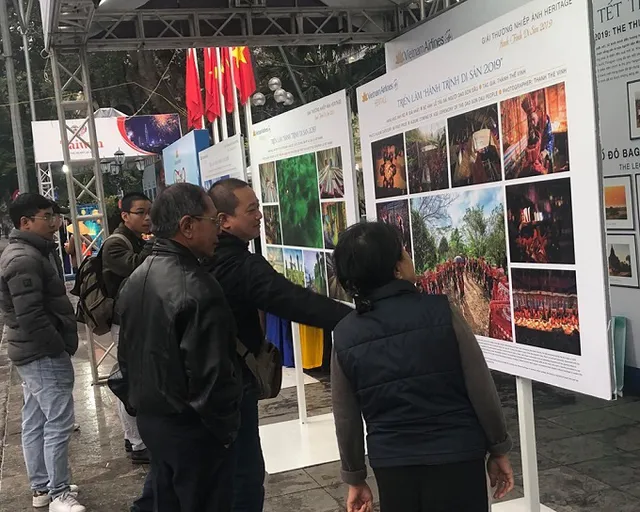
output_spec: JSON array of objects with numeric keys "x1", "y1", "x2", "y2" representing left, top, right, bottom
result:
[
  {"x1": 250, "y1": 90, "x2": 358, "y2": 302},
  {"x1": 358, "y1": 0, "x2": 613, "y2": 399}
]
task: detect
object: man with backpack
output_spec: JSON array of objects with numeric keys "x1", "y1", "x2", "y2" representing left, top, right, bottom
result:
[{"x1": 101, "y1": 192, "x2": 154, "y2": 465}]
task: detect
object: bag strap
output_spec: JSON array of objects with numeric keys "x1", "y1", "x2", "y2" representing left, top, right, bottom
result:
[
  {"x1": 107, "y1": 233, "x2": 134, "y2": 252},
  {"x1": 236, "y1": 339, "x2": 261, "y2": 377}
]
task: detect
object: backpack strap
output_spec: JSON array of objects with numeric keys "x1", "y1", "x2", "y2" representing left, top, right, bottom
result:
[{"x1": 107, "y1": 233, "x2": 134, "y2": 252}]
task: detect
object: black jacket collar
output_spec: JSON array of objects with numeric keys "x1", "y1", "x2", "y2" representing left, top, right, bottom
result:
[
  {"x1": 369, "y1": 280, "x2": 418, "y2": 302},
  {"x1": 217, "y1": 232, "x2": 250, "y2": 251},
  {"x1": 152, "y1": 238, "x2": 200, "y2": 265},
  {"x1": 9, "y1": 228, "x2": 57, "y2": 255}
]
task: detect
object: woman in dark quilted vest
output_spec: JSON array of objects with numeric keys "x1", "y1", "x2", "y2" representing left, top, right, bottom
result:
[{"x1": 331, "y1": 221, "x2": 514, "y2": 512}]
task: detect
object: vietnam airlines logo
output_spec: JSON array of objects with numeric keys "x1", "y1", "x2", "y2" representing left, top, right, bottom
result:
[
  {"x1": 395, "y1": 52, "x2": 406, "y2": 66},
  {"x1": 361, "y1": 92, "x2": 369, "y2": 103}
]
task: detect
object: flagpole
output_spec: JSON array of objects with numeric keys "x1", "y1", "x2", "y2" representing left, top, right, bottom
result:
[
  {"x1": 216, "y1": 47, "x2": 229, "y2": 140},
  {"x1": 213, "y1": 119, "x2": 220, "y2": 144},
  {"x1": 244, "y1": 101, "x2": 253, "y2": 176},
  {"x1": 230, "y1": 48, "x2": 242, "y2": 136}
]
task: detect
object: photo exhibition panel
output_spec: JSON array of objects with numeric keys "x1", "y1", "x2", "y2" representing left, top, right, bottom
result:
[
  {"x1": 250, "y1": 90, "x2": 358, "y2": 303},
  {"x1": 357, "y1": 0, "x2": 612, "y2": 399}
]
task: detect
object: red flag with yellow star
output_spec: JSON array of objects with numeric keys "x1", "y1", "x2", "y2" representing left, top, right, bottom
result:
[
  {"x1": 221, "y1": 47, "x2": 235, "y2": 114},
  {"x1": 204, "y1": 48, "x2": 221, "y2": 122},
  {"x1": 231, "y1": 46, "x2": 256, "y2": 105},
  {"x1": 185, "y1": 48, "x2": 203, "y2": 129}
]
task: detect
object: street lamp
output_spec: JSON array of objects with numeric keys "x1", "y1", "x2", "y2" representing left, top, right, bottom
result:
[
  {"x1": 109, "y1": 148, "x2": 126, "y2": 176},
  {"x1": 252, "y1": 76, "x2": 296, "y2": 110}
]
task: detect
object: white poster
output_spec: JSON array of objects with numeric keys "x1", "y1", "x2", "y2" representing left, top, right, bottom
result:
[
  {"x1": 385, "y1": 0, "x2": 531, "y2": 71},
  {"x1": 594, "y1": 0, "x2": 640, "y2": 369},
  {"x1": 31, "y1": 114, "x2": 182, "y2": 163},
  {"x1": 199, "y1": 134, "x2": 247, "y2": 190},
  {"x1": 359, "y1": 0, "x2": 612, "y2": 399},
  {"x1": 249, "y1": 90, "x2": 357, "y2": 302}
]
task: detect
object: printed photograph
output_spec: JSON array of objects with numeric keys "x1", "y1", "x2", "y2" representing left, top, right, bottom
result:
[
  {"x1": 322, "y1": 201, "x2": 348, "y2": 250},
  {"x1": 448, "y1": 104, "x2": 502, "y2": 188},
  {"x1": 259, "y1": 161, "x2": 279, "y2": 203},
  {"x1": 627, "y1": 79, "x2": 640, "y2": 140},
  {"x1": 377, "y1": 199, "x2": 412, "y2": 258},
  {"x1": 604, "y1": 175, "x2": 634, "y2": 230},
  {"x1": 405, "y1": 121, "x2": 449, "y2": 193},
  {"x1": 327, "y1": 253, "x2": 351, "y2": 302},
  {"x1": 303, "y1": 250, "x2": 328, "y2": 296},
  {"x1": 411, "y1": 187, "x2": 512, "y2": 341},
  {"x1": 506, "y1": 178, "x2": 575, "y2": 264},
  {"x1": 607, "y1": 234, "x2": 639, "y2": 288},
  {"x1": 276, "y1": 153, "x2": 324, "y2": 249},
  {"x1": 512, "y1": 268, "x2": 581, "y2": 356},
  {"x1": 502, "y1": 83, "x2": 570, "y2": 179},
  {"x1": 266, "y1": 246, "x2": 285, "y2": 275},
  {"x1": 317, "y1": 147, "x2": 345, "y2": 199},
  {"x1": 263, "y1": 205, "x2": 282, "y2": 245},
  {"x1": 371, "y1": 133, "x2": 408, "y2": 199},
  {"x1": 283, "y1": 248, "x2": 305, "y2": 286}
]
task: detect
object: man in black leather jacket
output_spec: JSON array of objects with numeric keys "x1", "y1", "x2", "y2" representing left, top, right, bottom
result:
[
  {"x1": 117, "y1": 183, "x2": 243, "y2": 512},
  {"x1": 207, "y1": 179, "x2": 352, "y2": 512}
]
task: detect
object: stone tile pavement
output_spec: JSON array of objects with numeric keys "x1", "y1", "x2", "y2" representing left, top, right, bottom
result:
[{"x1": 1, "y1": 326, "x2": 640, "y2": 511}]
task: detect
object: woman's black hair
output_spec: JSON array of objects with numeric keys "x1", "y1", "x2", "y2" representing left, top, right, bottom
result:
[{"x1": 333, "y1": 221, "x2": 404, "y2": 313}]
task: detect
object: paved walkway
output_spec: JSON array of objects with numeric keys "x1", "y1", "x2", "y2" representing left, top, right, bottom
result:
[{"x1": 1, "y1": 325, "x2": 640, "y2": 511}]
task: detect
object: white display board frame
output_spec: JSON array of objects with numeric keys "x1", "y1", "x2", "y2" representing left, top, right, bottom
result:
[
  {"x1": 361, "y1": 1, "x2": 612, "y2": 510},
  {"x1": 198, "y1": 133, "x2": 247, "y2": 188},
  {"x1": 358, "y1": 0, "x2": 612, "y2": 402},
  {"x1": 249, "y1": 90, "x2": 358, "y2": 473}
]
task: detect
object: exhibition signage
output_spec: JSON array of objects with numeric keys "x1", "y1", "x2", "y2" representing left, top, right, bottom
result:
[
  {"x1": 31, "y1": 114, "x2": 182, "y2": 163},
  {"x1": 384, "y1": 0, "x2": 531, "y2": 71},
  {"x1": 359, "y1": 0, "x2": 613, "y2": 399},
  {"x1": 162, "y1": 129, "x2": 210, "y2": 187},
  {"x1": 250, "y1": 90, "x2": 358, "y2": 303},
  {"x1": 198, "y1": 133, "x2": 247, "y2": 190},
  {"x1": 594, "y1": 0, "x2": 640, "y2": 370}
]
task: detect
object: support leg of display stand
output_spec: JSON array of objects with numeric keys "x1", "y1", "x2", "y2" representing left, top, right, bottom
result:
[
  {"x1": 85, "y1": 324, "x2": 99, "y2": 386},
  {"x1": 493, "y1": 377, "x2": 555, "y2": 511},
  {"x1": 291, "y1": 322, "x2": 308, "y2": 424}
]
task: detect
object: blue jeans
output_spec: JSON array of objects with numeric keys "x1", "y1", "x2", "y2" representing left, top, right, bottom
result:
[
  {"x1": 16, "y1": 353, "x2": 75, "y2": 499},
  {"x1": 232, "y1": 384, "x2": 265, "y2": 512}
]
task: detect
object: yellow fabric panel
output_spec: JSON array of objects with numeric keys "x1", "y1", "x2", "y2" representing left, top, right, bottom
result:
[{"x1": 299, "y1": 324, "x2": 324, "y2": 370}]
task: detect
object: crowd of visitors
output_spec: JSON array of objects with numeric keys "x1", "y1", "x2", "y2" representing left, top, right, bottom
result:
[{"x1": 0, "y1": 184, "x2": 513, "y2": 512}]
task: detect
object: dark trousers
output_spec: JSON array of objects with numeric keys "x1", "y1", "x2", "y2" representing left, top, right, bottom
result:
[
  {"x1": 137, "y1": 413, "x2": 235, "y2": 512},
  {"x1": 373, "y1": 459, "x2": 488, "y2": 512},
  {"x1": 131, "y1": 469, "x2": 154, "y2": 512},
  {"x1": 232, "y1": 385, "x2": 265, "y2": 512}
]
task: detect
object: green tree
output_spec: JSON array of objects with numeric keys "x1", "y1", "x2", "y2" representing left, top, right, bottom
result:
[
  {"x1": 485, "y1": 205, "x2": 507, "y2": 268},
  {"x1": 462, "y1": 206, "x2": 488, "y2": 258},
  {"x1": 449, "y1": 228, "x2": 466, "y2": 259},
  {"x1": 438, "y1": 236, "x2": 449, "y2": 261},
  {"x1": 411, "y1": 209, "x2": 438, "y2": 274}
]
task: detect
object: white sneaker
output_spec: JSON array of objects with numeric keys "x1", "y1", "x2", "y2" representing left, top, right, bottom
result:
[
  {"x1": 32, "y1": 486, "x2": 79, "y2": 508},
  {"x1": 49, "y1": 492, "x2": 86, "y2": 512}
]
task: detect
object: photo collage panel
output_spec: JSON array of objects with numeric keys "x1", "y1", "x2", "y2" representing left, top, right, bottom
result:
[
  {"x1": 258, "y1": 147, "x2": 352, "y2": 302},
  {"x1": 370, "y1": 82, "x2": 583, "y2": 353}
]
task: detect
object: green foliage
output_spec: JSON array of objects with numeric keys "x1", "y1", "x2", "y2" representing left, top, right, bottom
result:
[
  {"x1": 438, "y1": 236, "x2": 449, "y2": 260},
  {"x1": 411, "y1": 209, "x2": 438, "y2": 274},
  {"x1": 276, "y1": 153, "x2": 323, "y2": 249}
]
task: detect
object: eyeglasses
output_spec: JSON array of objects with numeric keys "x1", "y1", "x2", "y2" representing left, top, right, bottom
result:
[
  {"x1": 31, "y1": 214, "x2": 61, "y2": 225},
  {"x1": 192, "y1": 215, "x2": 222, "y2": 228},
  {"x1": 127, "y1": 210, "x2": 151, "y2": 217}
]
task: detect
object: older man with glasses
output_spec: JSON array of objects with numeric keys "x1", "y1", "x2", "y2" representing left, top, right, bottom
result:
[{"x1": 0, "y1": 193, "x2": 85, "y2": 512}]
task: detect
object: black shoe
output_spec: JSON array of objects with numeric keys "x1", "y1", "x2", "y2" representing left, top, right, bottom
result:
[
  {"x1": 125, "y1": 439, "x2": 133, "y2": 455},
  {"x1": 131, "y1": 448, "x2": 151, "y2": 465}
]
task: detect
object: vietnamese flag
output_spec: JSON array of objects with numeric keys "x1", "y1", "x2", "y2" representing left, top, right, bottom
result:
[
  {"x1": 221, "y1": 47, "x2": 235, "y2": 114},
  {"x1": 204, "y1": 48, "x2": 221, "y2": 122},
  {"x1": 185, "y1": 48, "x2": 204, "y2": 129},
  {"x1": 231, "y1": 46, "x2": 257, "y2": 105}
]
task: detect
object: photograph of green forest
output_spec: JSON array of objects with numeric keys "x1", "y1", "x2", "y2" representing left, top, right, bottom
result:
[{"x1": 276, "y1": 153, "x2": 323, "y2": 248}]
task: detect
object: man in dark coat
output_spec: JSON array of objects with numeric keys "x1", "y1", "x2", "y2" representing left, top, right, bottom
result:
[
  {"x1": 207, "y1": 179, "x2": 352, "y2": 512},
  {"x1": 117, "y1": 183, "x2": 243, "y2": 512},
  {"x1": 0, "y1": 193, "x2": 84, "y2": 512}
]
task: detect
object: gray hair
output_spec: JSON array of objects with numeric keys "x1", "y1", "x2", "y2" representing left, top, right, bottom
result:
[{"x1": 151, "y1": 183, "x2": 208, "y2": 239}]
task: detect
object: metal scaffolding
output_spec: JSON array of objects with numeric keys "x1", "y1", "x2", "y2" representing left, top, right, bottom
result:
[
  {"x1": 37, "y1": 0, "x2": 461, "y2": 384},
  {"x1": 49, "y1": 46, "x2": 113, "y2": 384}
]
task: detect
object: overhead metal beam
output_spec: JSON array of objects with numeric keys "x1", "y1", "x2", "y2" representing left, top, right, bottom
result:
[{"x1": 68, "y1": 6, "x2": 415, "y2": 51}]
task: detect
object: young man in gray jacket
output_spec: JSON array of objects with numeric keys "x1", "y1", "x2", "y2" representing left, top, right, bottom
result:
[{"x1": 0, "y1": 193, "x2": 85, "y2": 512}]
